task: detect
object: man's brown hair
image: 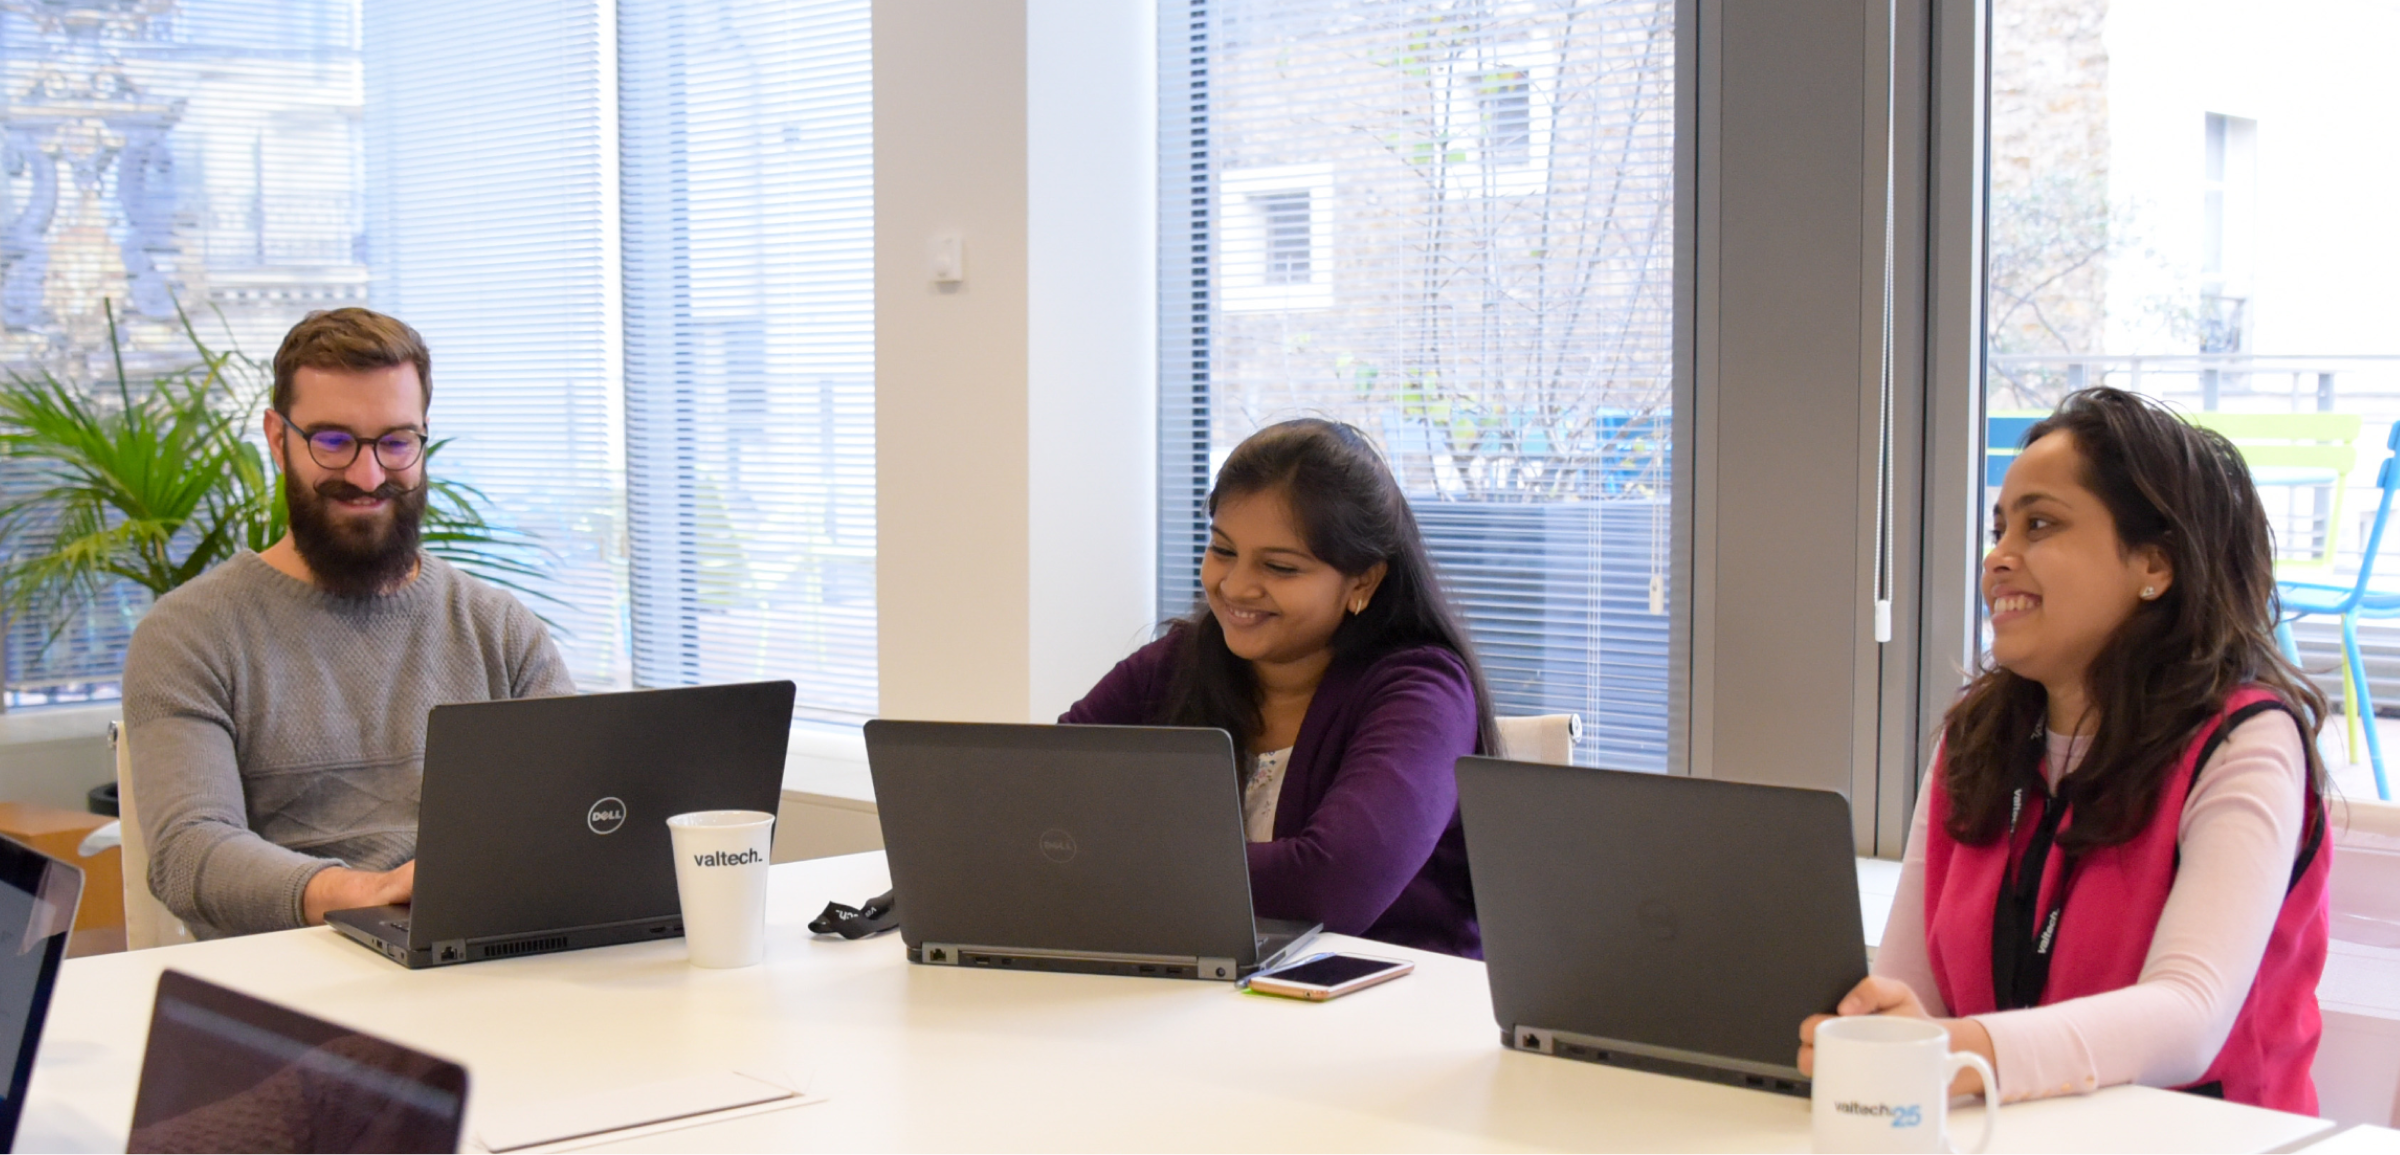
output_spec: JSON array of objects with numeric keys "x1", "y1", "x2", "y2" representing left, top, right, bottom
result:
[{"x1": 271, "y1": 308, "x2": 432, "y2": 415}]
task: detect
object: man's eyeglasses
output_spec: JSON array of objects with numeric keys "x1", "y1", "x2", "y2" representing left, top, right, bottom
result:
[{"x1": 270, "y1": 409, "x2": 428, "y2": 471}]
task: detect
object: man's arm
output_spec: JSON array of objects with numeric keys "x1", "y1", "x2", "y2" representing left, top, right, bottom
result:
[
  {"x1": 124, "y1": 613, "x2": 348, "y2": 936},
  {"x1": 507, "y1": 605, "x2": 577, "y2": 699}
]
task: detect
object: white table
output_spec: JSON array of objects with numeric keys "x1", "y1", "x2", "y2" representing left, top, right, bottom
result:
[
  {"x1": 2302, "y1": 1125, "x2": 2400, "y2": 1153},
  {"x1": 20, "y1": 853, "x2": 2338, "y2": 1153}
]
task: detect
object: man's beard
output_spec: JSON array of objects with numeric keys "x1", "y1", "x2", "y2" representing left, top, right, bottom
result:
[{"x1": 283, "y1": 463, "x2": 428, "y2": 598}]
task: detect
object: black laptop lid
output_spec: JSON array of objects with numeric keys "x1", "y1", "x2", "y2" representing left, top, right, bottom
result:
[
  {"x1": 1458, "y1": 757, "x2": 1867, "y2": 1073},
  {"x1": 0, "y1": 837, "x2": 77, "y2": 1149},
  {"x1": 410, "y1": 680, "x2": 794, "y2": 944},
  {"x1": 128, "y1": 970, "x2": 467, "y2": 1154},
  {"x1": 864, "y1": 721, "x2": 1260, "y2": 963}
]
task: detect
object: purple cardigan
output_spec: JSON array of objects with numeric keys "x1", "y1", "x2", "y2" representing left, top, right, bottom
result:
[{"x1": 1059, "y1": 632, "x2": 1483, "y2": 958}]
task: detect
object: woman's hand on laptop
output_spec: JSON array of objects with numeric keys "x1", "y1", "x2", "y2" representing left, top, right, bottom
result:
[
  {"x1": 1798, "y1": 975, "x2": 1996, "y2": 1096},
  {"x1": 302, "y1": 861, "x2": 416, "y2": 925}
]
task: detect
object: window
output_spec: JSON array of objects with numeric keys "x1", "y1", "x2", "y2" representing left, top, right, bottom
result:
[
  {"x1": 0, "y1": 1, "x2": 875, "y2": 722},
  {"x1": 1479, "y1": 68, "x2": 1532, "y2": 166},
  {"x1": 0, "y1": 1, "x2": 365, "y2": 705},
  {"x1": 619, "y1": 1, "x2": 877, "y2": 725},
  {"x1": 1220, "y1": 164, "x2": 1334, "y2": 312},
  {"x1": 1161, "y1": 0, "x2": 1677, "y2": 769},
  {"x1": 1983, "y1": 0, "x2": 2399, "y2": 800},
  {"x1": 1259, "y1": 191, "x2": 1314, "y2": 285}
]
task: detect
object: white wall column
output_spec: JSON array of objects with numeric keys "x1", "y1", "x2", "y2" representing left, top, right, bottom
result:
[{"x1": 875, "y1": 0, "x2": 1159, "y2": 725}]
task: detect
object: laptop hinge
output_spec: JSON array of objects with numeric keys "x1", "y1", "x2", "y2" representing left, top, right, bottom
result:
[
  {"x1": 921, "y1": 942, "x2": 1237, "y2": 981},
  {"x1": 1510, "y1": 1025, "x2": 1809, "y2": 1094}
]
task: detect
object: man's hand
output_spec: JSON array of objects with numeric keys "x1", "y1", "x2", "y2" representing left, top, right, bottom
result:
[{"x1": 302, "y1": 861, "x2": 415, "y2": 925}]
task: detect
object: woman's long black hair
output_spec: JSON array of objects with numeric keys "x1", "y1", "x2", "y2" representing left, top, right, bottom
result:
[
  {"x1": 1941, "y1": 387, "x2": 2328, "y2": 850},
  {"x1": 1159, "y1": 418, "x2": 1498, "y2": 763}
]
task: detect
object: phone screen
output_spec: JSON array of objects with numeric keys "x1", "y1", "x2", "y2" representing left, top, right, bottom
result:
[{"x1": 1261, "y1": 954, "x2": 1404, "y2": 988}]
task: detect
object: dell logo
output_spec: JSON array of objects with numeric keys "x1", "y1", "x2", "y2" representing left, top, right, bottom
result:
[
  {"x1": 1038, "y1": 828, "x2": 1078, "y2": 863},
  {"x1": 587, "y1": 797, "x2": 627, "y2": 835}
]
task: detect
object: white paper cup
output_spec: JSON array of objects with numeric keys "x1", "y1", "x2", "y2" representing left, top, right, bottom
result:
[
  {"x1": 666, "y1": 810, "x2": 775, "y2": 968},
  {"x1": 1811, "y1": 1016, "x2": 1996, "y2": 1154}
]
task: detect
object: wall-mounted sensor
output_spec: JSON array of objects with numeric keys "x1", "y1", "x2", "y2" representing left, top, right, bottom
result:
[{"x1": 930, "y1": 233, "x2": 964, "y2": 284}]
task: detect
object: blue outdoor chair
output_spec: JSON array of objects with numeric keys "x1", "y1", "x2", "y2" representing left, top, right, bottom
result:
[{"x1": 2276, "y1": 421, "x2": 2400, "y2": 801}]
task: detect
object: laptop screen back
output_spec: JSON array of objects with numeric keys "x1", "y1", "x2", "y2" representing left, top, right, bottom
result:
[
  {"x1": 864, "y1": 721, "x2": 1260, "y2": 963},
  {"x1": 128, "y1": 970, "x2": 467, "y2": 1154},
  {"x1": 410, "y1": 680, "x2": 794, "y2": 945},
  {"x1": 1458, "y1": 757, "x2": 1867, "y2": 1075},
  {"x1": 0, "y1": 836, "x2": 78, "y2": 1149}
]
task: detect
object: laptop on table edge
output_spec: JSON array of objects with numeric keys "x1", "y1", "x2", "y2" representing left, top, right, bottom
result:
[
  {"x1": 865, "y1": 720, "x2": 1320, "y2": 981},
  {"x1": 328, "y1": 680, "x2": 793, "y2": 968},
  {"x1": 1457, "y1": 755, "x2": 1867, "y2": 1098},
  {"x1": 0, "y1": 835, "x2": 78, "y2": 1151}
]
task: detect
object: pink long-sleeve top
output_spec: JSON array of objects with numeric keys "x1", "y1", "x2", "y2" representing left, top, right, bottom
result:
[{"x1": 1874, "y1": 712, "x2": 2309, "y2": 1102}]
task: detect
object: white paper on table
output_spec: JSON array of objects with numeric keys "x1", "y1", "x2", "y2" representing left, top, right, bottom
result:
[{"x1": 472, "y1": 1068, "x2": 817, "y2": 1153}]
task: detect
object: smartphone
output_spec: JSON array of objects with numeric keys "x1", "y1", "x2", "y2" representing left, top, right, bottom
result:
[{"x1": 1247, "y1": 952, "x2": 1413, "y2": 1001}]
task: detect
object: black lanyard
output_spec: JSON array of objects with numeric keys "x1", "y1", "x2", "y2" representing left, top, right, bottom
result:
[{"x1": 1989, "y1": 759, "x2": 2081, "y2": 1011}]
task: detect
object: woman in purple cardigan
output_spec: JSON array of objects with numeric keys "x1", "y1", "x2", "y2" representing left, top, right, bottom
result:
[{"x1": 1062, "y1": 419, "x2": 1496, "y2": 958}]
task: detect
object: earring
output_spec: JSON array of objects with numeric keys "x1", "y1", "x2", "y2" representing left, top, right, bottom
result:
[{"x1": 2140, "y1": 586, "x2": 2157, "y2": 600}]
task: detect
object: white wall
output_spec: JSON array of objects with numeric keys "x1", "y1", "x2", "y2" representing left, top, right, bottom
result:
[
  {"x1": 1026, "y1": 0, "x2": 1160, "y2": 719},
  {"x1": 874, "y1": 0, "x2": 1159, "y2": 725}
]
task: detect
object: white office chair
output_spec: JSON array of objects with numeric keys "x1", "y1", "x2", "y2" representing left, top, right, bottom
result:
[
  {"x1": 111, "y1": 721, "x2": 196, "y2": 950},
  {"x1": 1494, "y1": 713, "x2": 1583, "y2": 767},
  {"x1": 2316, "y1": 796, "x2": 2400, "y2": 1126}
]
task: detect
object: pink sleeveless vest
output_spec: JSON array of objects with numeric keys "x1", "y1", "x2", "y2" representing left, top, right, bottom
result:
[{"x1": 1921, "y1": 687, "x2": 2329, "y2": 1113}]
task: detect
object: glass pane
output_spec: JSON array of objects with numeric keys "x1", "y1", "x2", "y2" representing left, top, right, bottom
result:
[
  {"x1": 0, "y1": 1, "x2": 363, "y2": 705},
  {"x1": 620, "y1": 1, "x2": 877, "y2": 724},
  {"x1": 1160, "y1": 0, "x2": 1677, "y2": 769},
  {"x1": 1984, "y1": 0, "x2": 2398, "y2": 798}
]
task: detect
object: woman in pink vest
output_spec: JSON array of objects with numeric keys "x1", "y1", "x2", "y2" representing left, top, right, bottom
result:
[{"x1": 1799, "y1": 387, "x2": 2332, "y2": 1112}]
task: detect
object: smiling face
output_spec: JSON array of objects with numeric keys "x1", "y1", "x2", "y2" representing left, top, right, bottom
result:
[
  {"x1": 1202, "y1": 487, "x2": 1385, "y2": 669},
  {"x1": 267, "y1": 363, "x2": 430, "y2": 595},
  {"x1": 1984, "y1": 431, "x2": 2173, "y2": 710}
]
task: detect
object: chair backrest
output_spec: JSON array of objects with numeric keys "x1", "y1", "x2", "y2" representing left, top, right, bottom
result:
[
  {"x1": 1494, "y1": 714, "x2": 1582, "y2": 766},
  {"x1": 112, "y1": 722, "x2": 195, "y2": 950},
  {"x1": 2316, "y1": 796, "x2": 2400, "y2": 1128},
  {"x1": 2185, "y1": 411, "x2": 2365, "y2": 572},
  {"x1": 2330, "y1": 797, "x2": 2400, "y2": 948},
  {"x1": 2338, "y1": 425, "x2": 2400, "y2": 601}
]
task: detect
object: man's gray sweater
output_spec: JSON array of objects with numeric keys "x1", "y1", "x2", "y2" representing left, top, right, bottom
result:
[{"x1": 122, "y1": 552, "x2": 573, "y2": 937}]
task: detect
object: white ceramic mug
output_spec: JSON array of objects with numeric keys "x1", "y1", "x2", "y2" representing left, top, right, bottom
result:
[
  {"x1": 1810, "y1": 1016, "x2": 1996, "y2": 1154},
  {"x1": 666, "y1": 810, "x2": 776, "y2": 968}
]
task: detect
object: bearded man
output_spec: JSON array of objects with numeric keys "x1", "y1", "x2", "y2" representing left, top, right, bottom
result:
[{"x1": 122, "y1": 308, "x2": 572, "y2": 938}]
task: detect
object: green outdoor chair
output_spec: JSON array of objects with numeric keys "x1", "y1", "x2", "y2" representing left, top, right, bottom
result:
[{"x1": 2185, "y1": 411, "x2": 2365, "y2": 575}]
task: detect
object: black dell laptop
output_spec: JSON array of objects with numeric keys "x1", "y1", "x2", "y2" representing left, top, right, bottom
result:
[
  {"x1": 328, "y1": 680, "x2": 793, "y2": 968},
  {"x1": 864, "y1": 721, "x2": 1321, "y2": 981},
  {"x1": 129, "y1": 970, "x2": 468, "y2": 1154},
  {"x1": 1457, "y1": 757, "x2": 1867, "y2": 1098},
  {"x1": 0, "y1": 836, "x2": 79, "y2": 1150}
]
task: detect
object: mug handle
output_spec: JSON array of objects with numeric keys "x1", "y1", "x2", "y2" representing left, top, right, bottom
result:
[{"x1": 1942, "y1": 1051, "x2": 1999, "y2": 1155}]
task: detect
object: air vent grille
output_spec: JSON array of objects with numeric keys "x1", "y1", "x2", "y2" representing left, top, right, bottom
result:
[{"x1": 482, "y1": 936, "x2": 569, "y2": 959}]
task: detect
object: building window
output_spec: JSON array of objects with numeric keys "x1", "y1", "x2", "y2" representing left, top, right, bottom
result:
[
  {"x1": 1220, "y1": 164, "x2": 1334, "y2": 312},
  {"x1": 1259, "y1": 191, "x2": 1314, "y2": 285},
  {"x1": 1479, "y1": 68, "x2": 1532, "y2": 167}
]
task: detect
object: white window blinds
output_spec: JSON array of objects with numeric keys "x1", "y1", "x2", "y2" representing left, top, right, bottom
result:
[
  {"x1": 363, "y1": 0, "x2": 626, "y2": 687},
  {"x1": 619, "y1": 0, "x2": 876, "y2": 724},
  {"x1": 1161, "y1": 0, "x2": 1677, "y2": 768}
]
